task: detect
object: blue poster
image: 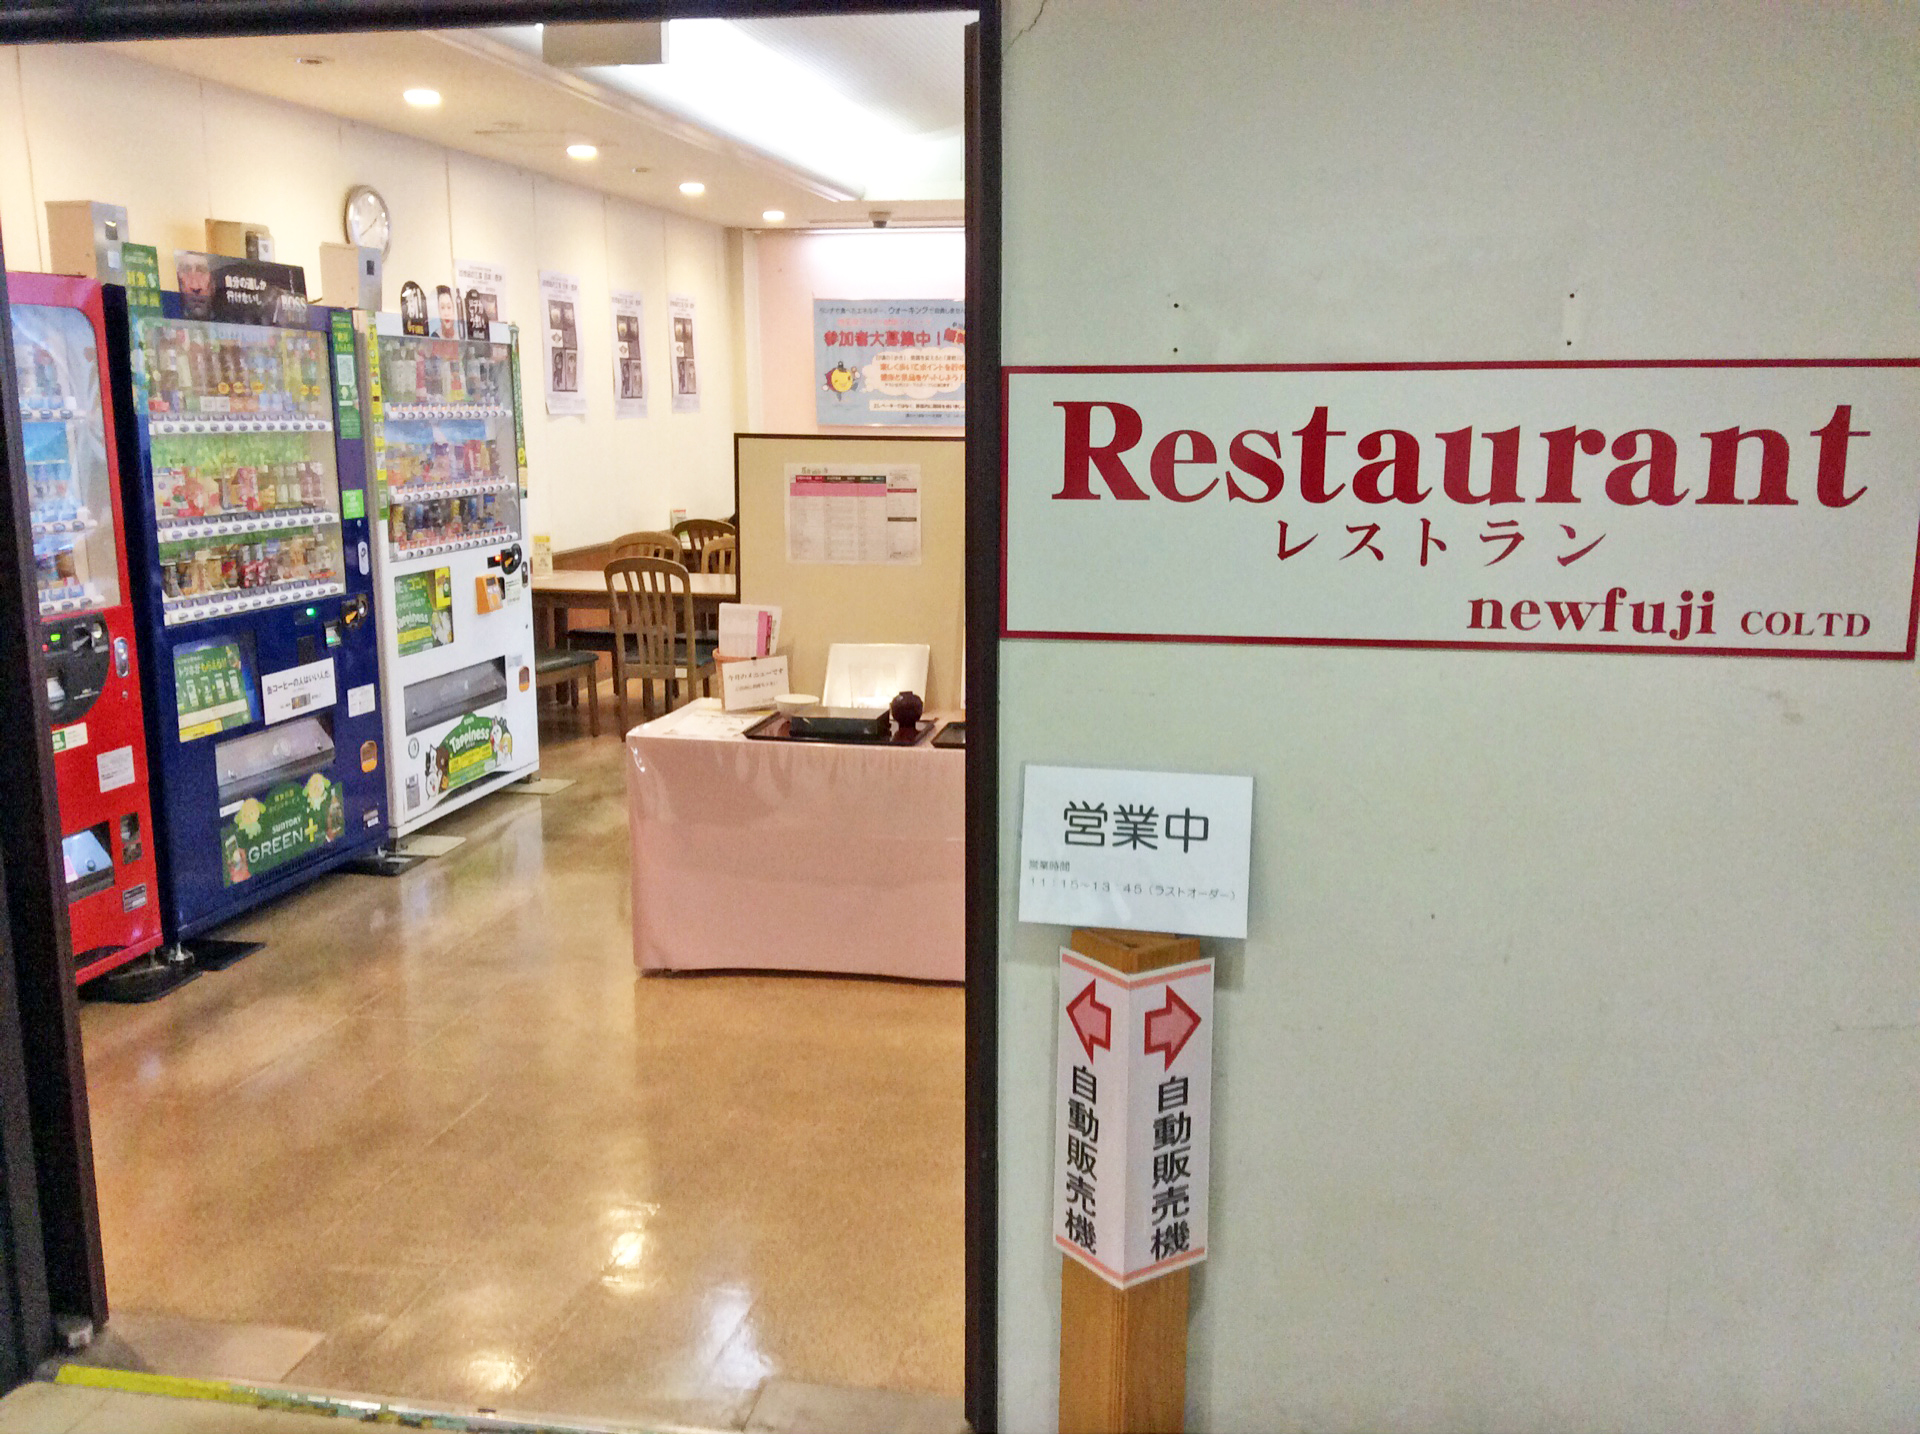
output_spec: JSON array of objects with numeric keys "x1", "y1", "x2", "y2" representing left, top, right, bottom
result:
[{"x1": 814, "y1": 299, "x2": 966, "y2": 427}]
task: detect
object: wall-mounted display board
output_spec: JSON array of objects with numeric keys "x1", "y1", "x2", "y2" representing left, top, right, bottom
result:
[
  {"x1": 1004, "y1": 361, "x2": 1920, "y2": 657},
  {"x1": 735, "y1": 433, "x2": 964, "y2": 709},
  {"x1": 815, "y1": 298, "x2": 966, "y2": 427}
]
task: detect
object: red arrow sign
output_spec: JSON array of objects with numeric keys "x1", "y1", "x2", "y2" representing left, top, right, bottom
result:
[
  {"x1": 1066, "y1": 981, "x2": 1112, "y2": 1062},
  {"x1": 1143, "y1": 986, "x2": 1201, "y2": 1068}
]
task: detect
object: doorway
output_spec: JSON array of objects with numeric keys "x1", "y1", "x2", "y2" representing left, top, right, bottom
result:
[{"x1": 0, "y1": 3, "x2": 1003, "y2": 1429}]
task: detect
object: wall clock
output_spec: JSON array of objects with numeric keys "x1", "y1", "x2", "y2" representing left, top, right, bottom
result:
[{"x1": 344, "y1": 185, "x2": 391, "y2": 258}]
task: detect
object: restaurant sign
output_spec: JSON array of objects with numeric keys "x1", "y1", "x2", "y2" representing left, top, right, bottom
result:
[{"x1": 1003, "y1": 361, "x2": 1920, "y2": 657}]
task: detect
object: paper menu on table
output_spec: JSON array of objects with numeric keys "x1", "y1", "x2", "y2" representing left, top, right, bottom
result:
[{"x1": 718, "y1": 603, "x2": 782, "y2": 657}]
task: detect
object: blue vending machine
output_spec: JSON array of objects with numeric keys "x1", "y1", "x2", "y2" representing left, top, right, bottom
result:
[{"x1": 108, "y1": 288, "x2": 386, "y2": 948}]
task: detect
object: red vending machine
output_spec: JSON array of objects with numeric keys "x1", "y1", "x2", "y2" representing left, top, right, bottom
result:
[{"x1": 12, "y1": 272, "x2": 166, "y2": 987}]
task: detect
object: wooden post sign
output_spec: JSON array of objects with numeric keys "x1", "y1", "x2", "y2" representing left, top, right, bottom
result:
[{"x1": 1055, "y1": 928, "x2": 1212, "y2": 1433}]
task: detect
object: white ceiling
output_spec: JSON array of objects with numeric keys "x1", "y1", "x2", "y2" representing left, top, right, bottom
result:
[{"x1": 105, "y1": 12, "x2": 972, "y2": 232}]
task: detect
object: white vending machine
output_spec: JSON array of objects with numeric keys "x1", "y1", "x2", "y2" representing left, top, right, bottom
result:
[{"x1": 359, "y1": 314, "x2": 538, "y2": 835}]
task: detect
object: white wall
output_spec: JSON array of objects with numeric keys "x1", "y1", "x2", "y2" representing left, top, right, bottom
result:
[
  {"x1": 752, "y1": 227, "x2": 964, "y2": 436},
  {"x1": 998, "y1": 2, "x2": 1920, "y2": 1429},
  {"x1": 0, "y1": 44, "x2": 739, "y2": 549}
]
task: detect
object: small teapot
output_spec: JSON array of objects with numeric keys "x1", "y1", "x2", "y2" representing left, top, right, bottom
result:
[{"x1": 889, "y1": 690, "x2": 924, "y2": 733}]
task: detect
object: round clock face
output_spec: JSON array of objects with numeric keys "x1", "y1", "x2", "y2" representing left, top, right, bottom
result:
[{"x1": 344, "y1": 186, "x2": 391, "y2": 257}]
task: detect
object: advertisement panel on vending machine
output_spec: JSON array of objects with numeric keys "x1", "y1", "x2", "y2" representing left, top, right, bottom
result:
[
  {"x1": 10, "y1": 272, "x2": 165, "y2": 987},
  {"x1": 105, "y1": 267, "x2": 386, "y2": 954},
  {"x1": 356, "y1": 311, "x2": 538, "y2": 837}
]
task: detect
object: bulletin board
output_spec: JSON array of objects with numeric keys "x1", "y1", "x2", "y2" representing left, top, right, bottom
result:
[{"x1": 734, "y1": 433, "x2": 965, "y2": 710}]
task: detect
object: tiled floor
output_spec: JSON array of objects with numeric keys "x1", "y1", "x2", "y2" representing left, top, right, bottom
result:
[{"x1": 78, "y1": 693, "x2": 965, "y2": 1430}]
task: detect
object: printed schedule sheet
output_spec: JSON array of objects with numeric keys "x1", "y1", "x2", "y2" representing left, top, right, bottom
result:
[{"x1": 785, "y1": 464, "x2": 922, "y2": 565}]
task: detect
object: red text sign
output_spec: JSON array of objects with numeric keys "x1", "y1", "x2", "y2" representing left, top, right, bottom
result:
[{"x1": 1003, "y1": 362, "x2": 1920, "y2": 657}]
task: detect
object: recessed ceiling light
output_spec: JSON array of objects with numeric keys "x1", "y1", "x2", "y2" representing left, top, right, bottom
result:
[
  {"x1": 293, "y1": 55, "x2": 330, "y2": 66},
  {"x1": 404, "y1": 88, "x2": 442, "y2": 108},
  {"x1": 762, "y1": 210, "x2": 785, "y2": 223},
  {"x1": 567, "y1": 143, "x2": 599, "y2": 160},
  {"x1": 679, "y1": 181, "x2": 706, "y2": 197}
]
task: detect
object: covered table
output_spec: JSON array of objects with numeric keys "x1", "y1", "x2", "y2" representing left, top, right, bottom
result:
[{"x1": 624, "y1": 701, "x2": 963, "y2": 980}]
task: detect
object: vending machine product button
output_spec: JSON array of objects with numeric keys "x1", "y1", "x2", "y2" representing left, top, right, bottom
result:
[{"x1": 112, "y1": 637, "x2": 129, "y2": 677}]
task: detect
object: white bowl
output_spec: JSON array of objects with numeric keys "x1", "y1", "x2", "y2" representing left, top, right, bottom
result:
[{"x1": 774, "y1": 693, "x2": 818, "y2": 715}]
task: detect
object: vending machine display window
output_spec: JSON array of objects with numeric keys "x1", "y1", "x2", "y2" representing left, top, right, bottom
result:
[
  {"x1": 17, "y1": 303, "x2": 120, "y2": 616},
  {"x1": 133, "y1": 317, "x2": 347, "y2": 628},
  {"x1": 173, "y1": 633, "x2": 261, "y2": 741}
]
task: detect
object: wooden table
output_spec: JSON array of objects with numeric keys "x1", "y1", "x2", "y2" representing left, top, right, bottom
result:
[{"x1": 530, "y1": 567, "x2": 739, "y2": 649}]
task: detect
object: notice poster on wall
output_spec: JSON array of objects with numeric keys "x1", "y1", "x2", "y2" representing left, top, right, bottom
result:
[
  {"x1": 455, "y1": 259, "x2": 507, "y2": 334},
  {"x1": 814, "y1": 298, "x2": 966, "y2": 427},
  {"x1": 539, "y1": 270, "x2": 585, "y2": 417},
  {"x1": 1003, "y1": 362, "x2": 1920, "y2": 658},
  {"x1": 669, "y1": 293, "x2": 699, "y2": 413},
  {"x1": 785, "y1": 463, "x2": 922, "y2": 565},
  {"x1": 611, "y1": 290, "x2": 648, "y2": 419}
]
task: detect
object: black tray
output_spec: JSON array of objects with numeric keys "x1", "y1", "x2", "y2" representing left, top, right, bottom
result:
[
  {"x1": 932, "y1": 721, "x2": 965, "y2": 749},
  {"x1": 742, "y1": 713, "x2": 937, "y2": 746}
]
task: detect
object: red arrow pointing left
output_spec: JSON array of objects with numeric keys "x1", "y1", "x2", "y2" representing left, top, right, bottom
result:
[
  {"x1": 1143, "y1": 986, "x2": 1201, "y2": 1068},
  {"x1": 1066, "y1": 981, "x2": 1112, "y2": 1062}
]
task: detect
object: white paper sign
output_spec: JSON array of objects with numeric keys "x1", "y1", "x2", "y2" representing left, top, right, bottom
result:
[
  {"x1": 721, "y1": 655, "x2": 790, "y2": 712},
  {"x1": 785, "y1": 464, "x2": 922, "y2": 565},
  {"x1": 454, "y1": 259, "x2": 507, "y2": 330},
  {"x1": 347, "y1": 682, "x2": 377, "y2": 718},
  {"x1": 669, "y1": 293, "x2": 699, "y2": 413},
  {"x1": 1004, "y1": 363, "x2": 1920, "y2": 657},
  {"x1": 1020, "y1": 765, "x2": 1253, "y2": 939},
  {"x1": 1054, "y1": 946, "x2": 1213, "y2": 1288},
  {"x1": 261, "y1": 658, "x2": 337, "y2": 726},
  {"x1": 611, "y1": 289, "x2": 648, "y2": 419},
  {"x1": 717, "y1": 603, "x2": 783, "y2": 658},
  {"x1": 539, "y1": 270, "x2": 585, "y2": 417},
  {"x1": 97, "y1": 746, "x2": 135, "y2": 793}
]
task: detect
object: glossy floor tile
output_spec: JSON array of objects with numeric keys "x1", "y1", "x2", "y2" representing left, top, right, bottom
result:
[{"x1": 80, "y1": 692, "x2": 965, "y2": 1427}]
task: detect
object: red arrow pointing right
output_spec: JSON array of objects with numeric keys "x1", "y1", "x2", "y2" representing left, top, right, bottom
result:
[
  {"x1": 1143, "y1": 986, "x2": 1201, "y2": 1068},
  {"x1": 1066, "y1": 981, "x2": 1112, "y2": 1062}
]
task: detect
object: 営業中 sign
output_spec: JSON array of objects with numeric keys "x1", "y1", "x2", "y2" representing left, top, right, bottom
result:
[
  {"x1": 1003, "y1": 361, "x2": 1920, "y2": 657},
  {"x1": 1019, "y1": 765, "x2": 1253, "y2": 939},
  {"x1": 1054, "y1": 945, "x2": 1213, "y2": 1288}
]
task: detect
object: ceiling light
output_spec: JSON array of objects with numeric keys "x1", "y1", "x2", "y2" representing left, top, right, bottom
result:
[
  {"x1": 762, "y1": 210, "x2": 785, "y2": 223},
  {"x1": 568, "y1": 143, "x2": 599, "y2": 160},
  {"x1": 404, "y1": 88, "x2": 442, "y2": 108},
  {"x1": 679, "y1": 181, "x2": 706, "y2": 196}
]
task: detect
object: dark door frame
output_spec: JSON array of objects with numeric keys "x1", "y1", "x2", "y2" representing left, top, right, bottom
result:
[{"x1": 0, "y1": 2, "x2": 1004, "y2": 1427}]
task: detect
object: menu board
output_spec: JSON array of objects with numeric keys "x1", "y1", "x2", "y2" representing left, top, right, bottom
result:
[
  {"x1": 174, "y1": 636, "x2": 257, "y2": 741},
  {"x1": 393, "y1": 567, "x2": 454, "y2": 656}
]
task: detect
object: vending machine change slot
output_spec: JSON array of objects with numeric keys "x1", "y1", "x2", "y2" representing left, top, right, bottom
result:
[
  {"x1": 403, "y1": 657, "x2": 507, "y2": 735},
  {"x1": 214, "y1": 715, "x2": 334, "y2": 807}
]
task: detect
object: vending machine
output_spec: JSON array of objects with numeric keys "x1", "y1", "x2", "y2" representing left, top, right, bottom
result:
[
  {"x1": 11, "y1": 272, "x2": 165, "y2": 985},
  {"x1": 357, "y1": 314, "x2": 537, "y2": 836},
  {"x1": 108, "y1": 290, "x2": 387, "y2": 944}
]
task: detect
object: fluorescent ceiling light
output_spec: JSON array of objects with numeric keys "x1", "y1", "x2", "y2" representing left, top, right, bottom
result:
[
  {"x1": 567, "y1": 143, "x2": 599, "y2": 159},
  {"x1": 762, "y1": 210, "x2": 785, "y2": 223},
  {"x1": 584, "y1": 21, "x2": 960, "y2": 203},
  {"x1": 403, "y1": 87, "x2": 442, "y2": 107},
  {"x1": 679, "y1": 181, "x2": 706, "y2": 196}
]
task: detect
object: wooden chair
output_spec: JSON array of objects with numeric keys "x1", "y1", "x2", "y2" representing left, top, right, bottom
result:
[
  {"x1": 672, "y1": 517, "x2": 735, "y2": 572},
  {"x1": 533, "y1": 647, "x2": 600, "y2": 736},
  {"x1": 606, "y1": 557, "x2": 716, "y2": 730},
  {"x1": 566, "y1": 532, "x2": 686, "y2": 666},
  {"x1": 700, "y1": 535, "x2": 737, "y2": 576},
  {"x1": 611, "y1": 530, "x2": 684, "y2": 563}
]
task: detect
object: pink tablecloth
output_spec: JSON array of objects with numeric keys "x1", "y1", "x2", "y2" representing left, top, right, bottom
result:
[{"x1": 625, "y1": 713, "x2": 964, "y2": 980}]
